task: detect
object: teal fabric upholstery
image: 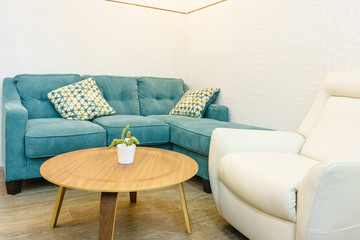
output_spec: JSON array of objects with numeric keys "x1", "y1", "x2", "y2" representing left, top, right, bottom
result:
[
  {"x1": 149, "y1": 143, "x2": 173, "y2": 150},
  {"x1": 25, "y1": 157, "x2": 50, "y2": 179},
  {"x1": 138, "y1": 77, "x2": 185, "y2": 116},
  {"x1": 172, "y1": 145, "x2": 209, "y2": 180},
  {"x1": 2, "y1": 73, "x2": 265, "y2": 194},
  {"x1": 25, "y1": 118, "x2": 106, "y2": 158},
  {"x1": 146, "y1": 114, "x2": 185, "y2": 122},
  {"x1": 170, "y1": 119, "x2": 266, "y2": 156},
  {"x1": 2, "y1": 78, "x2": 28, "y2": 182},
  {"x1": 203, "y1": 104, "x2": 229, "y2": 121},
  {"x1": 148, "y1": 115, "x2": 268, "y2": 156},
  {"x1": 15, "y1": 74, "x2": 82, "y2": 119},
  {"x1": 92, "y1": 115, "x2": 169, "y2": 145},
  {"x1": 83, "y1": 75, "x2": 140, "y2": 115}
]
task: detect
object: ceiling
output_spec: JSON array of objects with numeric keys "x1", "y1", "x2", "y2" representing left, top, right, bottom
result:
[{"x1": 105, "y1": 0, "x2": 227, "y2": 14}]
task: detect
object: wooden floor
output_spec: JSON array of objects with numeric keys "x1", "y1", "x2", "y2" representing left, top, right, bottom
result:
[{"x1": 0, "y1": 167, "x2": 248, "y2": 240}]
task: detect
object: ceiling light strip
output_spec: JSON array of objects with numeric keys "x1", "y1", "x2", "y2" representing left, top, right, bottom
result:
[{"x1": 105, "y1": 0, "x2": 227, "y2": 14}]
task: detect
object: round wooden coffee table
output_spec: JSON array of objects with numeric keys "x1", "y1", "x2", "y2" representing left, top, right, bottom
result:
[{"x1": 40, "y1": 147, "x2": 198, "y2": 240}]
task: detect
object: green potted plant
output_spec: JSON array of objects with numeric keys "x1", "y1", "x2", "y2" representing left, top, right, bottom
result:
[{"x1": 106, "y1": 125, "x2": 140, "y2": 164}]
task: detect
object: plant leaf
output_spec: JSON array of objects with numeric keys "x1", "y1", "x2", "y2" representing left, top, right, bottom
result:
[{"x1": 131, "y1": 136, "x2": 140, "y2": 145}]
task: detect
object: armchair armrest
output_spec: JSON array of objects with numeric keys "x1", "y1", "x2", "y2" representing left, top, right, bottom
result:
[
  {"x1": 203, "y1": 104, "x2": 229, "y2": 121},
  {"x1": 297, "y1": 162, "x2": 360, "y2": 240},
  {"x1": 209, "y1": 128, "x2": 305, "y2": 205},
  {"x1": 2, "y1": 78, "x2": 28, "y2": 181}
]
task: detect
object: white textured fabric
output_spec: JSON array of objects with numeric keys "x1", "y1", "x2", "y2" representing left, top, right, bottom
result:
[
  {"x1": 298, "y1": 72, "x2": 360, "y2": 138},
  {"x1": 325, "y1": 72, "x2": 360, "y2": 98},
  {"x1": 297, "y1": 86, "x2": 329, "y2": 138},
  {"x1": 209, "y1": 72, "x2": 360, "y2": 240},
  {"x1": 209, "y1": 128, "x2": 306, "y2": 209},
  {"x1": 300, "y1": 97, "x2": 360, "y2": 162},
  {"x1": 218, "y1": 152, "x2": 317, "y2": 221},
  {"x1": 219, "y1": 182, "x2": 296, "y2": 240},
  {"x1": 297, "y1": 162, "x2": 360, "y2": 240}
]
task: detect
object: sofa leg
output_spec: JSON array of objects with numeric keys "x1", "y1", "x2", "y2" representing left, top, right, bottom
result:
[
  {"x1": 202, "y1": 179, "x2": 212, "y2": 193},
  {"x1": 6, "y1": 180, "x2": 23, "y2": 195}
]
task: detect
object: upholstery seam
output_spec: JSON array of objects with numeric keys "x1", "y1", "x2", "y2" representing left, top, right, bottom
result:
[
  {"x1": 167, "y1": 122, "x2": 211, "y2": 138},
  {"x1": 301, "y1": 163, "x2": 329, "y2": 236},
  {"x1": 98, "y1": 124, "x2": 169, "y2": 129},
  {"x1": 310, "y1": 224, "x2": 360, "y2": 235},
  {"x1": 25, "y1": 130, "x2": 106, "y2": 138},
  {"x1": 173, "y1": 143, "x2": 208, "y2": 156}
]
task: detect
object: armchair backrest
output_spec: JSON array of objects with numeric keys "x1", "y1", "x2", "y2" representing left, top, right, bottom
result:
[{"x1": 298, "y1": 72, "x2": 360, "y2": 162}]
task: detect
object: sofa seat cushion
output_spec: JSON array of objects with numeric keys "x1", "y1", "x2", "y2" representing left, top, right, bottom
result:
[
  {"x1": 148, "y1": 115, "x2": 265, "y2": 156},
  {"x1": 218, "y1": 152, "x2": 317, "y2": 221},
  {"x1": 92, "y1": 115, "x2": 169, "y2": 146},
  {"x1": 25, "y1": 118, "x2": 106, "y2": 158}
]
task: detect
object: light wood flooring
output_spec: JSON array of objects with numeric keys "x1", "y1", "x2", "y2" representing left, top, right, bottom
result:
[{"x1": 0, "y1": 167, "x2": 248, "y2": 240}]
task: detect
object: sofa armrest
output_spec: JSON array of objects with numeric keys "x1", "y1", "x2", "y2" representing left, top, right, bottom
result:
[
  {"x1": 2, "y1": 78, "x2": 28, "y2": 181},
  {"x1": 297, "y1": 162, "x2": 360, "y2": 240},
  {"x1": 203, "y1": 104, "x2": 229, "y2": 121},
  {"x1": 210, "y1": 128, "x2": 305, "y2": 155},
  {"x1": 209, "y1": 128, "x2": 305, "y2": 206}
]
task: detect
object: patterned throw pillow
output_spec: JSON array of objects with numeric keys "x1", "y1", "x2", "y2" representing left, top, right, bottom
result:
[
  {"x1": 169, "y1": 88, "x2": 220, "y2": 118},
  {"x1": 48, "y1": 77, "x2": 116, "y2": 120}
]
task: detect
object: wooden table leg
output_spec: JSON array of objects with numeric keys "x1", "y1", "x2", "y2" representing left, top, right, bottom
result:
[
  {"x1": 178, "y1": 183, "x2": 191, "y2": 233},
  {"x1": 129, "y1": 191, "x2": 137, "y2": 203},
  {"x1": 50, "y1": 185, "x2": 66, "y2": 228},
  {"x1": 100, "y1": 192, "x2": 118, "y2": 240}
]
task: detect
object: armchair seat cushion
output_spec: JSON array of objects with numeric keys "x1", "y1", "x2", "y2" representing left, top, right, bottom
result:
[
  {"x1": 218, "y1": 152, "x2": 317, "y2": 221},
  {"x1": 25, "y1": 118, "x2": 106, "y2": 158},
  {"x1": 92, "y1": 115, "x2": 169, "y2": 145}
]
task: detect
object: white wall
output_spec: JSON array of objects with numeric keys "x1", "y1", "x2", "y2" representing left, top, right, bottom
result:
[
  {"x1": 0, "y1": 0, "x2": 187, "y2": 78},
  {"x1": 1, "y1": 0, "x2": 360, "y2": 166},
  {"x1": 185, "y1": 0, "x2": 360, "y2": 130}
]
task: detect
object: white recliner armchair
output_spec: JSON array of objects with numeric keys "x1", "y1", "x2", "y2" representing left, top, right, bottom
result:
[{"x1": 209, "y1": 72, "x2": 360, "y2": 240}]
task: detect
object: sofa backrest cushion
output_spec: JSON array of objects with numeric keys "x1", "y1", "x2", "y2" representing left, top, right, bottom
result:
[
  {"x1": 138, "y1": 77, "x2": 185, "y2": 116},
  {"x1": 15, "y1": 74, "x2": 82, "y2": 119},
  {"x1": 83, "y1": 75, "x2": 140, "y2": 115}
]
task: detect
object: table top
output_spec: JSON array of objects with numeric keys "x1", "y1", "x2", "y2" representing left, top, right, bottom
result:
[{"x1": 40, "y1": 147, "x2": 198, "y2": 192}]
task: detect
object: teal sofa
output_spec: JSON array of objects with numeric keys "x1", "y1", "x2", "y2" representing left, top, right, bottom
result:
[{"x1": 2, "y1": 74, "x2": 265, "y2": 194}]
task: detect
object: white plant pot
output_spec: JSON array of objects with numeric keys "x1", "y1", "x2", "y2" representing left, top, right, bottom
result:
[{"x1": 117, "y1": 144, "x2": 136, "y2": 164}]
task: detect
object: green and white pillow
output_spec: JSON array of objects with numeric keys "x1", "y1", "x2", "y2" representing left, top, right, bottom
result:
[
  {"x1": 48, "y1": 77, "x2": 116, "y2": 120},
  {"x1": 169, "y1": 88, "x2": 220, "y2": 118}
]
